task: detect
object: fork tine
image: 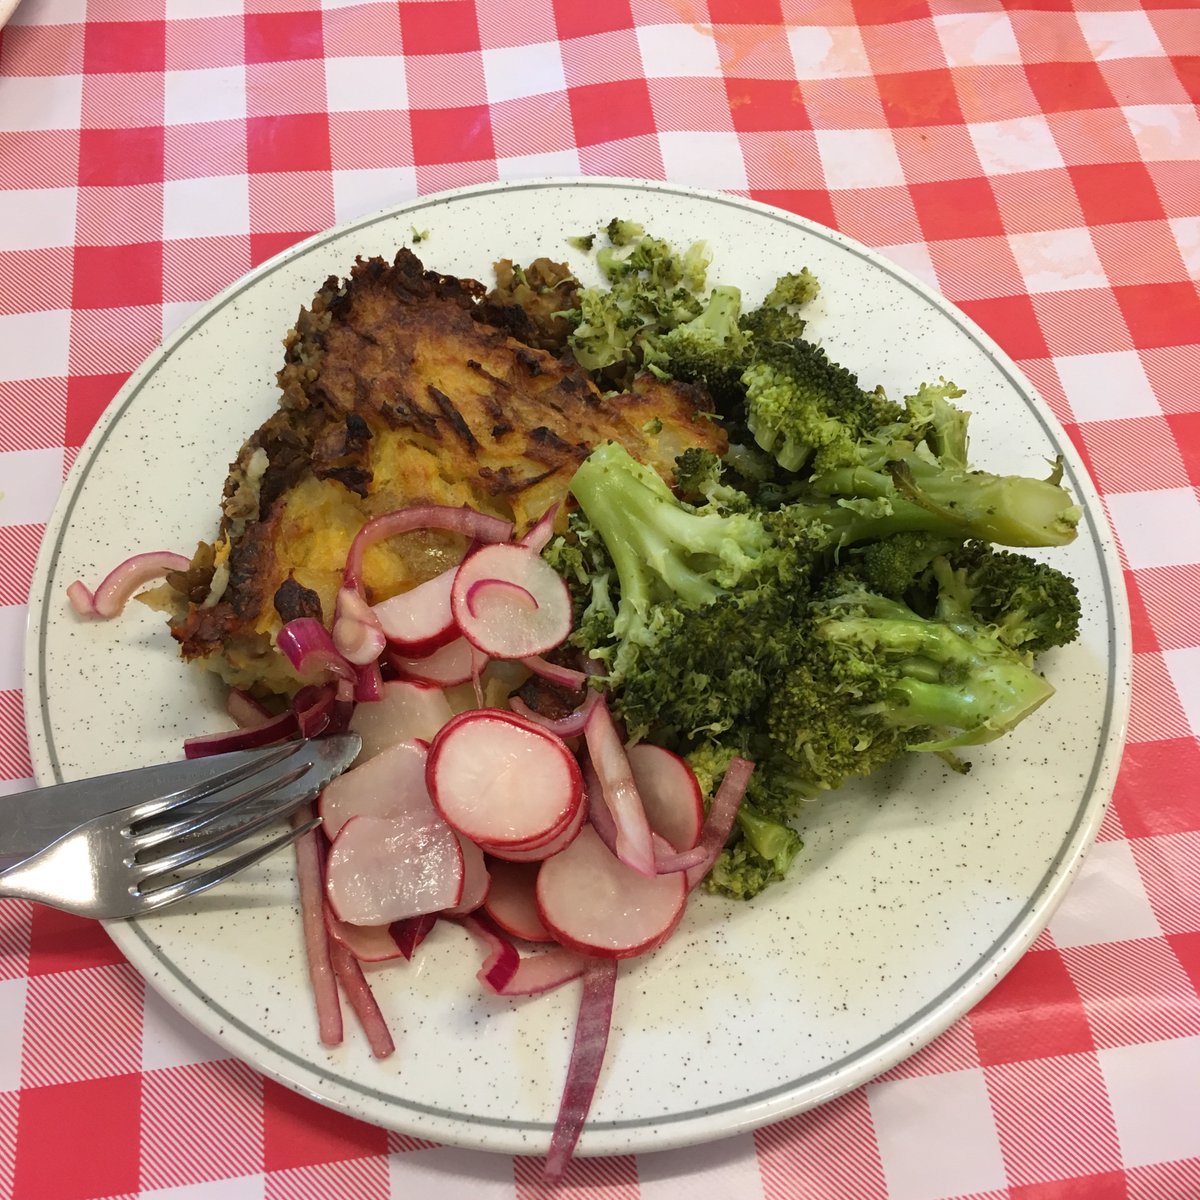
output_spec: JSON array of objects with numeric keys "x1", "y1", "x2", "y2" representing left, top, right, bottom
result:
[
  {"x1": 131, "y1": 760, "x2": 312, "y2": 849},
  {"x1": 138, "y1": 785, "x2": 318, "y2": 877},
  {"x1": 135, "y1": 817, "x2": 322, "y2": 911},
  {"x1": 125, "y1": 741, "x2": 305, "y2": 824}
]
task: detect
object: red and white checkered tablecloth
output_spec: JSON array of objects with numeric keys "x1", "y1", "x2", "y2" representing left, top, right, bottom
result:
[{"x1": 1, "y1": 0, "x2": 1199, "y2": 1196}]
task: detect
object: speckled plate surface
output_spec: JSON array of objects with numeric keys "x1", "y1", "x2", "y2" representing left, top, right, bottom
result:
[{"x1": 25, "y1": 179, "x2": 1131, "y2": 1157}]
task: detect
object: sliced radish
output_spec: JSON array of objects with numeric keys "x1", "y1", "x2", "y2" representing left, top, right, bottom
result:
[
  {"x1": 393, "y1": 913, "x2": 438, "y2": 960},
  {"x1": 492, "y1": 948, "x2": 588, "y2": 996},
  {"x1": 461, "y1": 914, "x2": 521, "y2": 993},
  {"x1": 325, "y1": 813, "x2": 464, "y2": 926},
  {"x1": 481, "y1": 792, "x2": 586, "y2": 863},
  {"x1": 450, "y1": 543, "x2": 572, "y2": 660},
  {"x1": 443, "y1": 835, "x2": 491, "y2": 916},
  {"x1": 372, "y1": 567, "x2": 458, "y2": 657},
  {"x1": 324, "y1": 904, "x2": 406, "y2": 963},
  {"x1": 626, "y1": 743, "x2": 703, "y2": 853},
  {"x1": 545, "y1": 958, "x2": 618, "y2": 1180},
  {"x1": 483, "y1": 859, "x2": 552, "y2": 942},
  {"x1": 319, "y1": 739, "x2": 430, "y2": 839},
  {"x1": 392, "y1": 637, "x2": 489, "y2": 688},
  {"x1": 583, "y1": 698, "x2": 656, "y2": 878},
  {"x1": 348, "y1": 679, "x2": 453, "y2": 762},
  {"x1": 427, "y1": 709, "x2": 582, "y2": 848},
  {"x1": 536, "y1": 825, "x2": 686, "y2": 960}
]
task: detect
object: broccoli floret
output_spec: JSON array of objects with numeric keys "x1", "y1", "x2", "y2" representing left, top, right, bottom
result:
[
  {"x1": 846, "y1": 532, "x2": 964, "y2": 600},
  {"x1": 658, "y1": 286, "x2": 748, "y2": 398},
  {"x1": 567, "y1": 232, "x2": 596, "y2": 252},
  {"x1": 605, "y1": 218, "x2": 644, "y2": 246},
  {"x1": 763, "y1": 269, "x2": 820, "y2": 309},
  {"x1": 738, "y1": 304, "x2": 809, "y2": 345}
]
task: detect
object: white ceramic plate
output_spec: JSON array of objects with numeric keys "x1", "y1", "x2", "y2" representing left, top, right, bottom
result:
[{"x1": 25, "y1": 179, "x2": 1130, "y2": 1157}]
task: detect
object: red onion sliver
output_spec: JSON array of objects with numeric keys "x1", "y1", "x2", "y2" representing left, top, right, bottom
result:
[
  {"x1": 328, "y1": 939, "x2": 396, "y2": 1059},
  {"x1": 674, "y1": 756, "x2": 754, "y2": 888},
  {"x1": 519, "y1": 501, "x2": 561, "y2": 554},
  {"x1": 354, "y1": 660, "x2": 384, "y2": 703},
  {"x1": 544, "y1": 958, "x2": 618, "y2": 1180},
  {"x1": 277, "y1": 618, "x2": 357, "y2": 684},
  {"x1": 461, "y1": 914, "x2": 520, "y2": 993},
  {"x1": 508, "y1": 689, "x2": 598, "y2": 738},
  {"x1": 520, "y1": 655, "x2": 589, "y2": 691},
  {"x1": 67, "y1": 580, "x2": 95, "y2": 616},
  {"x1": 226, "y1": 688, "x2": 272, "y2": 729},
  {"x1": 69, "y1": 550, "x2": 192, "y2": 620},
  {"x1": 582, "y1": 755, "x2": 618, "y2": 855},
  {"x1": 333, "y1": 586, "x2": 387, "y2": 666},
  {"x1": 182, "y1": 709, "x2": 297, "y2": 759},
  {"x1": 392, "y1": 913, "x2": 438, "y2": 960},
  {"x1": 292, "y1": 684, "x2": 336, "y2": 738},
  {"x1": 345, "y1": 505, "x2": 513, "y2": 591},
  {"x1": 582, "y1": 698, "x2": 656, "y2": 879},
  {"x1": 294, "y1": 807, "x2": 343, "y2": 1047}
]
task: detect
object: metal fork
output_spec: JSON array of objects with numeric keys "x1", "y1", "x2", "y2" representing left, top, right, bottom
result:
[{"x1": 0, "y1": 734, "x2": 360, "y2": 919}]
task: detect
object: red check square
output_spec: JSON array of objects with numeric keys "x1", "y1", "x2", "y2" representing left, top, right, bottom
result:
[
  {"x1": 1173, "y1": 54, "x2": 1200, "y2": 105},
  {"x1": 78, "y1": 126, "x2": 165, "y2": 187},
  {"x1": 1069, "y1": 162, "x2": 1166, "y2": 226},
  {"x1": 1166, "y1": 413, "x2": 1200, "y2": 485},
  {"x1": 707, "y1": 0, "x2": 783, "y2": 21},
  {"x1": 1025, "y1": 61, "x2": 1117, "y2": 113},
  {"x1": 876, "y1": 68, "x2": 963, "y2": 127},
  {"x1": 246, "y1": 112, "x2": 332, "y2": 173},
  {"x1": 1115, "y1": 282, "x2": 1200, "y2": 351},
  {"x1": 910, "y1": 177, "x2": 1004, "y2": 240},
  {"x1": 726, "y1": 79, "x2": 810, "y2": 131},
  {"x1": 14, "y1": 1075, "x2": 142, "y2": 1200},
  {"x1": 749, "y1": 189, "x2": 839, "y2": 231},
  {"x1": 64, "y1": 372, "x2": 129, "y2": 449},
  {"x1": 1168, "y1": 931, "x2": 1200, "y2": 996},
  {"x1": 263, "y1": 1077, "x2": 388, "y2": 1170},
  {"x1": 851, "y1": 0, "x2": 929, "y2": 23},
  {"x1": 1122, "y1": 569, "x2": 1160, "y2": 655},
  {"x1": 958, "y1": 294, "x2": 1050, "y2": 362},
  {"x1": 1011, "y1": 1174, "x2": 1130, "y2": 1199},
  {"x1": 83, "y1": 20, "x2": 166, "y2": 74},
  {"x1": 250, "y1": 231, "x2": 315, "y2": 267},
  {"x1": 1076, "y1": 416, "x2": 1189, "y2": 493},
  {"x1": 73, "y1": 242, "x2": 163, "y2": 309},
  {"x1": 552, "y1": 0, "x2": 634, "y2": 40},
  {"x1": 400, "y1": 0, "x2": 481, "y2": 54},
  {"x1": 409, "y1": 104, "x2": 495, "y2": 165},
  {"x1": 569, "y1": 79, "x2": 655, "y2": 146},
  {"x1": 969, "y1": 949, "x2": 1095, "y2": 1066},
  {"x1": 1113, "y1": 735, "x2": 1200, "y2": 837},
  {"x1": 244, "y1": 11, "x2": 324, "y2": 64}
]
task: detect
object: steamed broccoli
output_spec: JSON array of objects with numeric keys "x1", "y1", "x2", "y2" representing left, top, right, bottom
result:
[{"x1": 763, "y1": 268, "x2": 821, "y2": 309}]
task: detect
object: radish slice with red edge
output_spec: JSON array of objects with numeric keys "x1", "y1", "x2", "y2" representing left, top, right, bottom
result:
[
  {"x1": 427, "y1": 709, "x2": 582, "y2": 849},
  {"x1": 508, "y1": 689, "x2": 598, "y2": 738},
  {"x1": 372, "y1": 567, "x2": 458, "y2": 657},
  {"x1": 392, "y1": 913, "x2": 438, "y2": 960},
  {"x1": 583, "y1": 698, "x2": 656, "y2": 878},
  {"x1": 450, "y1": 543, "x2": 572, "y2": 660},
  {"x1": 333, "y1": 587, "x2": 386, "y2": 666},
  {"x1": 344, "y1": 505, "x2": 513, "y2": 592},
  {"x1": 545, "y1": 957, "x2": 618, "y2": 1180},
  {"x1": 325, "y1": 813, "x2": 464, "y2": 926},
  {"x1": 319, "y1": 739, "x2": 430, "y2": 839},
  {"x1": 324, "y1": 904, "x2": 406, "y2": 963},
  {"x1": 443, "y1": 835, "x2": 490, "y2": 916},
  {"x1": 676, "y1": 756, "x2": 755, "y2": 887},
  {"x1": 480, "y1": 791, "x2": 586, "y2": 863},
  {"x1": 183, "y1": 709, "x2": 297, "y2": 759},
  {"x1": 518, "y1": 501, "x2": 560, "y2": 554},
  {"x1": 460, "y1": 913, "x2": 520, "y2": 992},
  {"x1": 328, "y1": 940, "x2": 395, "y2": 1059},
  {"x1": 493, "y1": 948, "x2": 588, "y2": 997},
  {"x1": 348, "y1": 679, "x2": 453, "y2": 762},
  {"x1": 293, "y1": 808, "x2": 342, "y2": 1046},
  {"x1": 391, "y1": 637, "x2": 489, "y2": 688},
  {"x1": 626, "y1": 743, "x2": 704, "y2": 853},
  {"x1": 483, "y1": 859, "x2": 552, "y2": 942},
  {"x1": 536, "y1": 826, "x2": 686, "y2": 959},
  {"x1": 68, "y1": 550, "x2": 191, "y2": 619}
]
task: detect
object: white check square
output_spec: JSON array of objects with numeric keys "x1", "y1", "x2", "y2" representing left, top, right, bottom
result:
[
  {"x1": 388, "y1": 1147, "x2": 513, "y2": 1199},
  {"x1": 636, "y1": 23, "x2": 722, "y2": 79},
  {"x1": 1048, "y1": 839, "x2": 1163, "y2": 948},
  {"x1": 869, "y1": 1069, "x2": 1006, "y2": 1200},
  {"x1": 325, "y1": 56, "x2": 408, "y2": 114},
  {"x1": 1170, "y1": 216, "x2": 1200, "y2": 278},
  {"x1": 787, "y1": 26, "x2": 870, "y2": 78},
  {"x1": 10, "y1": 0, "x2": 87, "y2": 26},
  {"x1": 164, "y1": 67, "x2": 247, "y2": 127},
  {"x1": 332, "y1": 167, "x2": 418, "y2": 225},
  {"x1": 141, "y1": 988, "x2": 227, "y2": 1074},
  {"x1": 0, "y1": 188, "x2": 77, "y2": 252},
  {"x1": 1100, "y1": 1036, "x2": 1200, "y2": 1166},
  {"x1": 969, "y1": 115, "x2": 1065, "y2": 176},
  {"x1": 0, "y1": 606, "x2": 27, "y2": 692},
  {"x1": 1105, "y1": 488, "x2": 1200, "y2": 569},
  {"x1": 0, "y1": 310, "x2": 71, "y2": 384},
  {"x1": 815, "y1": 128, "x2": 905, "y2": 190},
  {"x1": 1008, "y1": 227, "x2": 1107, "y2": 294},
  {"x1": 0, "y1": 979, "x2": 26, "y2": 1092},
  {"x1": 1124, "y1": 105, "x2": 1200, "y2": 162},
  {"x1": 1163, "y1": 647, "x2": 1200, "y2": 740},
  {"x1": 657, "y1": 132, "x2": 748, "y2": 191},
  {"x1": 163, "y1": 175, "x2": 251, "y2": 241},
  {"x1": 482, "y1": 42, "x2": 568, "y2": 104},
  {"x1": 1078, "y1": 12, "x2": 1164, "y2": 61},
  {"x1": 934, "y1": 12, "x2": 1022, "y2": 67},
  {"x1": 0, "y1": 74, "x2": 83, "y2": 133},
  {"x1": 140, "y1": 1177, "x2": 266, "y2": 1200},
  {"x1": 638, "y1": 1132, "x2": 765, "y2": 1199},
  {"x1": 1054, "y1": 350, "x2": 1158, "y2": 423},
  {"x1": 496, "y1": 149, "x2": 582, "y2": 180},
  {"x1": 878, "y1": 242, "x2": 939, "y2": 291}
]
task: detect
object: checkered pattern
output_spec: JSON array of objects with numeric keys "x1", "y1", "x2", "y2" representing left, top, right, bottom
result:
[{"x1": 1, "y1": 0, "x2": 1198, "y2": 1196}]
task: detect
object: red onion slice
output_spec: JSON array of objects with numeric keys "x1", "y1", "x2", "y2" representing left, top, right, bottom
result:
[
  {"x1": 544, "y1": 958, "x2": 618, "y2": 1180},
  {"x1": 519, "y1": 501, "x2": 561, "y2": 554},
  {"x1": 677, "y1": 756, "x2": 755, "y2": 888},
  {"x1": 392, "y1": 913, "x2": 438, "y2": 960},
  {"x1": 461, "y1": 913, "x2": 521, "y2": 992},
  {"x1": 292, "y1": 684, "x2": 336, "y2": 738},
  {"x1": 354, "y1": 660, "x2": 384, "y2": 703},
  {"x1": 508, "y1": 689, "x2": 598, "y2": 738},
  {"x1": 68, "y1": 550, "x2": 191, "y2": 619},
  {"x1": 520, "y1": 655, "x2": 588, "y2": 691},
  {"x1": 182, "y1": 709, "x2": 297, "y2": 759},
  {"x1": 226, "y1": 689, "x2": 272, "y2": 729},
  {"x1": 294, "y1": 807, "x2": 343, "y2": 1047},
  {"x1": 345, "y1": 504, "x2": 513, "y2": 591},
  {"x1": 333, "y1": 587, "x2": 387, "y2": 666},
  {"x1": 328, "y1": 940, "x2": 396, "y2": 1059},
  {"x1": 277, "y1": 618, "x2": 357, "y2": 685}
]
